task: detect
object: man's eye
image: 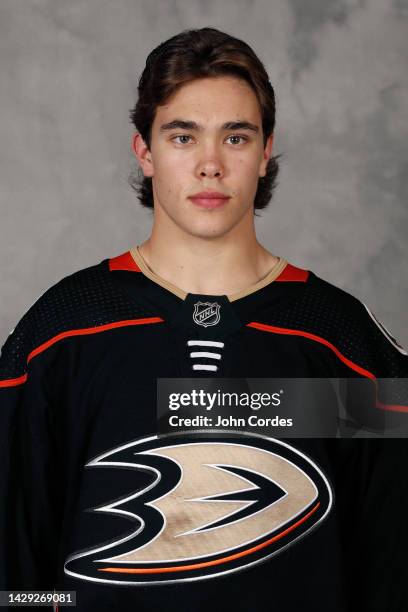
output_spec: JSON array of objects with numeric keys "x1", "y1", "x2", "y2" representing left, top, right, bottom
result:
[
  {"x1": 171, "y1": 134, "x2": 248, "y2": 145},
  {"x1": 172, "y1": 135, "x2": 193, "y2": 144},
  {"x1": 226, "y1": 135, "x2": 248, "y2": 145}
]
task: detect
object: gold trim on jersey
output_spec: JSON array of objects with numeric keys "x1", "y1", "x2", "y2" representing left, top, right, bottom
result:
[{"x1": 129, "y1": 245, "x2": 288, "y2": 302}]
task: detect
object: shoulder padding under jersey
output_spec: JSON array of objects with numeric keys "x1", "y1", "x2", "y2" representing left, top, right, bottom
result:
[
  {"x1": 0, "y1": 260, "x2": 158, "y2": 385},
  {"x1": 251, "y1": 271, "x2": 408, "y2": 380}
]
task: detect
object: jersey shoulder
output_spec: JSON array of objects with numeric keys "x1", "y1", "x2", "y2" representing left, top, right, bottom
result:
[
  {"x1": 0, "y1": 256, "x2": 153, "y2": 384},
  {"x1": 257, "y1": 264, "x2": 407, "y2": 378},
  {"x1": 266, "y1": 266, "x2": 372, "y2": 335},
  {"x1": 305, "y1": 270, "x2": 408, "y2": 376}
]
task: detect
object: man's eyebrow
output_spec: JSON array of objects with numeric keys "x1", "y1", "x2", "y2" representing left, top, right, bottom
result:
[{"x1": 159, "y1": 119, "x2": 260, "y2": 133}]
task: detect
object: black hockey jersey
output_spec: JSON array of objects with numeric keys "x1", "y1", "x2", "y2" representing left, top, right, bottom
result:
[{"x1": 1, "y1": 247, "x2": 407, "y2": 612}]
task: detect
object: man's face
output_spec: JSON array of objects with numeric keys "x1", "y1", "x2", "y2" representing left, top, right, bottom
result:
[{"x1": 134, "y1": 76, "x2": 273, "y2": 239}]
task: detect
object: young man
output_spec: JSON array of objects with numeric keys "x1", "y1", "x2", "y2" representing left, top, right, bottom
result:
[{"x1": 1, "y1": 27, "x2": 407, "y2": 612}]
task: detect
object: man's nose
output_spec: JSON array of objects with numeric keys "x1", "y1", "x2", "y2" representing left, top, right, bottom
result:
[
  {"x1": 197, "y1": 148, "x2": 224, "y2": 177},
  {"x1": 199, "y1": 162, "x2": 223, "y2": 177}
]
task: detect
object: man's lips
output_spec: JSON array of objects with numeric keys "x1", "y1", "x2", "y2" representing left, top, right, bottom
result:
[
  {"x1": 190, "y1": 191, "x2": 230, "y2": 199},
  {"x1": 188, "y1": 192, "x2": 231, "y2": 209}
]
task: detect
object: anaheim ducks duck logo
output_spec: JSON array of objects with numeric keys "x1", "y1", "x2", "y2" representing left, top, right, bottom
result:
[
  {"x1": 64, "y1": 432, "x2": 333, "y2": 585},
  {"x1": 193, "y1": 301, "x2": 221, "y2": 327}
]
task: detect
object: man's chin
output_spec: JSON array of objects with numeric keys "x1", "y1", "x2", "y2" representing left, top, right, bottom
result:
[{"x1": 179, "y1": 224, "x2": 240, "y2": 240}]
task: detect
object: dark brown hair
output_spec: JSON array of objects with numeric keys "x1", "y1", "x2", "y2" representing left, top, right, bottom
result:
[{"x1": 128, "y1": 27, "x2": 282, "y2": 215}]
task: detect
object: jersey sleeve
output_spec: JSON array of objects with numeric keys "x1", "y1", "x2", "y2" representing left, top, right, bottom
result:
[
  {"x1": 0, "y1": 306, "x2": 62, "y2": 593},
  {"x1": 337, "y1": 302, "x2": 408, "y2": 611},
  {"x1": 339, "y1": 302, "x2": 408, "y2": 433}
]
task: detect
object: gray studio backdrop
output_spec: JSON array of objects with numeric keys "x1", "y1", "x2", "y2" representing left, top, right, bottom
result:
[{"x1": 1, "y1": 0, "x2": 407, "y2": 347}]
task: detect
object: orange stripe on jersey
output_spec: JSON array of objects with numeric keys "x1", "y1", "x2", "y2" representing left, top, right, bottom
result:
[
  {"x1": 0, "y1": 317, "x2": 164, "y2": 387},
  {"x1": 98, "y1": 502, "x2": 320, "y2": 575},
  {"x1": 275, "y1": 263, "x2": 309, "y2": 282},
  {"x1": 247, "y1": 321, "x2": 408, "y2": 412},
  {"x1": 109, "y1": 251, "x2": 141, "y2": 272},
  {"x1": 375, "y1": 400, "x2": 408, "y2": 413},
  {"x1": 247, "y1": 320, "x2": 375, "y2": 378},
  {"x1": 0, "y1": 373, "x2": 28, "y2": 388},
  {"x1": 27, "y1": 318, "x2": 164, "y2": 363}
]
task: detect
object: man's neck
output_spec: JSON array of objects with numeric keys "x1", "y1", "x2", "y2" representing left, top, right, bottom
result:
[{"x1": 138, "y1": 230, "x2": 279, "y2": 297}]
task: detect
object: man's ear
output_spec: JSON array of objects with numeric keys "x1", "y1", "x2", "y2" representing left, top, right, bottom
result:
[
  {"x1": 259, "y1": 132, "x2": 274, "y2": 178},
  {"x1": 132, "y1": 132, "x2": 154, "y2": 177}
]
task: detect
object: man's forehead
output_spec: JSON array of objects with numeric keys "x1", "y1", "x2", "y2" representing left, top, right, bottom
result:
[{"x1": 155, "y1": 78, "x2": 261, "y2": 123}]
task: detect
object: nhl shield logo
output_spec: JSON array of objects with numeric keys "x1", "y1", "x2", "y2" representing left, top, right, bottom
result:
[{"x1": 193, "y1": 301, "x2": 221, "y2": 327}]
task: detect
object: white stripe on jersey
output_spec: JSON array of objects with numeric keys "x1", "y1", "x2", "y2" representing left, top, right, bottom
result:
[{"x1": 363, "y1": 303, "x2": 408, "y2": 356}]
